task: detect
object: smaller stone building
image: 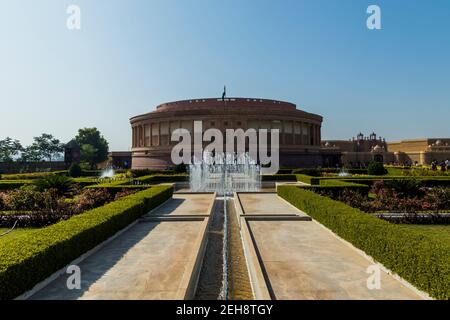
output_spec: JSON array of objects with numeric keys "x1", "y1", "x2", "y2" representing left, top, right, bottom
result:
[
  {"x1": 322, "y1": 132, "x2": 395, "y2": 167},
  {"x1": 388, "y1": 138, "x2": 450, "y2": 165}
]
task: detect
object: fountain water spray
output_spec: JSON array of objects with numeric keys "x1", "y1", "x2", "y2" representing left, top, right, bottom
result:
[
  {"x1": 189, "y1": 152, "x2": 261, "y2": 299},
  {"x1": 100, "y1": 167, "x2": 115, "y2": 179},
  {"x1": 189, "y1": 152, "x2": 261, "y2": 195}
]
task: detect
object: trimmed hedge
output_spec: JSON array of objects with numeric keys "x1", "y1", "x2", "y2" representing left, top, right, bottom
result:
[
  {"x1": 0, "y1": 172, "x2": 53, "y2": 180},
  {"x1": 277, "y1": 186, "x2": 450, "y2": 300},
  {"x1": 86, "y1": 183, "x2": 151, "y2": 196},
  {"x1": 295, "y1": 174, "x2": 319, "y2": 185},
  {"x1": 0, "y1": 180, "x2": 33, "y2": 190},
  {"x1": 304, "y1": 179, "x2": 370, "y2": 196},
  {"x1": 73, "y1": 177, "x2": 106, "y2": 188},
  {"x1": 0, "y1": 185, "x2": 173, "y2": 300},
  {"x1": 292, "y1": 168, "x2": 369, "y2": 175},
  {"x1": 135, "y1": 174, "x2": 188, "y2": 183},
  {"x1": 261, "y1": 174, "x2": 297, "y2": 181},
  {"x1": 130, "y1": 169, "x2": 176, "y2": 177},
  {"x1": 315, "y1": 175, "x2": 450, "y2": 187}
]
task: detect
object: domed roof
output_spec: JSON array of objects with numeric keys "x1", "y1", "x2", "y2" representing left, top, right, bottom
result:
[{"x1": 435, "y1": 140, "x2": 443, "y2": 146}]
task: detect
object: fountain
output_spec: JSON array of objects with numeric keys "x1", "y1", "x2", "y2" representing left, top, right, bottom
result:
[
  {"x1": 189, "y1": 152, "x2": 262, "y2": 195},
  {"x1": 100, "y1": 167, "x2": 115, "y2": 179},
  {"x1": 337, "y1": 167, "x2": 350, "y2": 177},
  {"x1": 191, "y1": 152, "x2": 260, "y2": 300}
]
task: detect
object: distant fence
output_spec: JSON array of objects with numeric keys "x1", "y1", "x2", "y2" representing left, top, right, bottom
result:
[{"x1": 0, "y1": 161, "x2": 67, "y2": 174}]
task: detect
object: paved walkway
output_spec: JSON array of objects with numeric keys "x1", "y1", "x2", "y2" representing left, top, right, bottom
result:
[
  {"x1": 238, "y1": 193, "x2": 426, "y2": 300},
  {"x1": 238, "y1": 193, "x2": 309, "y2": 218},
  {"x1": 28, "y1": 193, "x2": 215, "y2": 300}
]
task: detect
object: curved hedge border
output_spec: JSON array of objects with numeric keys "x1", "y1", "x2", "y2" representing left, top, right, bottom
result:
[
  {"x1": 0, "y1": 185, "x2": 173, "y2": 300},
  {"x1": 135, "y1": 174, "x2": 188, "y2": 183},
  {"x1": 278, "y1": 185, "x2": 450, "y2": 300}
]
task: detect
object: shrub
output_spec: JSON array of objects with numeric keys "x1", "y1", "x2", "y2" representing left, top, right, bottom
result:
[
  {"x1": 34, "y1": 175, "x2": 74, "y2": 195},
  {"x1": 0, "y1": 185, "x2": 173, "y2": 300},
  {"x1": 1, "y1": 187, "x2": 47, "y2": 211},
  {"x1": 72, "y1": 188, "x2": 112, "y2": 213},
  {"x1": 68, "y1": 163, "x2": 83, "y2": 178},
  {"x1": 278, "y1": 186, "x2": 450, "y2": 299},
  {"x1": 384, "y1": 178, "x2": 423, "y2": 198},
  {"x1": 367, "y1": 161, "x2": 387, "y2": 176},
  {"x1": 424, "y1": 188, "x2": 450, "y2": 211},
  {"x1": 0, "y1": 193, "x2": 5, "y2": 210},
  {"x1": 114, "y1": 189, "x2": 138, "y2": 200}
]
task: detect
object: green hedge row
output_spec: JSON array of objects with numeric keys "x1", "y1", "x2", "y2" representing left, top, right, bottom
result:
[
  {"x1": 135, "y1": 174, "x2": 188, "y2": 183},
  {"x1": 130, "y1": 169, "x2": 177, "y2": 177},
  {"x1": 313, "y1": 175, "x2": 450, "y2": 187},
  {"x1": 0, "y1": 180, "x2": 33, "y2": 190},
  {"x1": 86, "y1": 184, "x2": 151, "y2": 196},
  {"x1": 0, "y1": 172, "x2": 54, "y2": 180},
  {"x1": 0, "y1": 185, "x2": 173, "y2": 300},
  {"x1": 0, "y1": 178, "x2": 102, "y2": 191},
  {"x1": 277, "y1": 186, "x2": 450, "y2": 300},
  {"x1": 292, "y1": 168, "x2": 369, "y2": 175},
  {"x1": 261, "y1": 174, "x2": 297, "y2": 181},
  {"x1": 295, "y1": 174, "x2": 319, "y2": 185}
]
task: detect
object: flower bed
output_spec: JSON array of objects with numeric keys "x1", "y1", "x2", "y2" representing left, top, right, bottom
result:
[
  {"x1": 307, "y1": 178, "x2": 450, "y2": 225},
  {"x1": 0, "y1": 178, "x2": 141, "y2": 228},
  {"x1": 0, "y1": 185, "x2": 173, "y2": 300}
]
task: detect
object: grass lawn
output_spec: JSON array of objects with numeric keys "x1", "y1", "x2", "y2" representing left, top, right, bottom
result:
[
  {"x1": 0, "y1": 227, "x2": 40, "y2": 242},
  {"x1": 397, "y1": 225, "x2": 450, "y2": 242}
]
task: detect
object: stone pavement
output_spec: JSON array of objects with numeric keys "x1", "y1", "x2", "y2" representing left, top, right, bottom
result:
[
  {"x1": 237, "y1": 192, "x2": 427, "y2": 300},
  {"x1": 28, "y1": 193, "x2": 215, "y2": 300}
]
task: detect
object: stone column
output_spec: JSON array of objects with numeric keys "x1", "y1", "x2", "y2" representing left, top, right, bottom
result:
[{"x1": 157, "y1": 122, "x2": 161, "y2": 146}]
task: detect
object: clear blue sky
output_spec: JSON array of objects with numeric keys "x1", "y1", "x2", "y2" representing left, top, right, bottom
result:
[{"x1": 1, "y1": 0, "x2": 449, "y2": 150}]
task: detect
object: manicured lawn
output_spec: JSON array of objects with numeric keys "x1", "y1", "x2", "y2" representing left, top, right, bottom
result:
[{"x1": 397, "y1": 225, "x2": 450, "y2": 242}]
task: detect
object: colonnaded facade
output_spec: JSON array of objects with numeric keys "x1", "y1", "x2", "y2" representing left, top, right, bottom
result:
[
  {"x1": 130, "y1": 98, "x2": 326, "y2": 169},
  {"x1": 129, "y1": 97, "x2": 450, "y2": 169}
]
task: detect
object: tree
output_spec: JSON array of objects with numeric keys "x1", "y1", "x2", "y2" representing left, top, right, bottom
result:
[
  {"x1": 367, "y1": 161, "x2": 387, "y2": 176},
  {"x1": 0, "y1": 137, "x2": 23, "y2": 162},
  {"x1": 80, "y1": 144, "x2": 98, "y2": 169},
  {"x1": 30, "y1": 133, "x2": 64, "y2": 161},
  {"x1": 68, "y1": 163, "x2": 83, "y2": 178},
  {"x1": 20, "y1": 144, "x2": 43, "y2": 162},
  {"x1": 75, "y1": 128, "x2": 109, "y2": 167}
]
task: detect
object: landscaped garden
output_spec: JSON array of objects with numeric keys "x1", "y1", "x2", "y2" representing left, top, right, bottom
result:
[
  {"x1": 0, "y1": 166, "x2": 177, "y2": 300},
  {"x1": 276, "y1": 163, "x2": 450, "y2": 299},
  {"x1": 1, "y1": 163, "x2": 449, "y2": 300}
]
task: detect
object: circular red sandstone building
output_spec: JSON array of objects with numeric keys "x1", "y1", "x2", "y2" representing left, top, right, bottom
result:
[{"x1": 130, "y1": 97, "x2": 325, "y2": 169}]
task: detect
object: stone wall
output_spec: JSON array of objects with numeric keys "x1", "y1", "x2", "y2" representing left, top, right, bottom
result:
[{"x1": 0, "y1": 161, "x2": 66, "y2": 174}]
